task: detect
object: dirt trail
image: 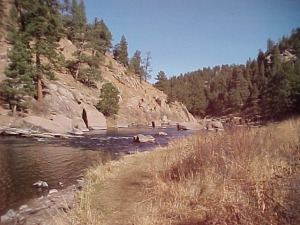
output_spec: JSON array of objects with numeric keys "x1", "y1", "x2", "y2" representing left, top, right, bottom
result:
[{"x1": 88, "y1": 153, "x2": 157, "y2": 225}]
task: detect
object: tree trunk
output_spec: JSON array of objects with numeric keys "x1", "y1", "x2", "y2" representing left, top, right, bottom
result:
[
  {"x1": 37, "y1": 76, "x2": 43, "y2": 101},
  {"x1": 36, "y1": 52, "x2": 43, "y2": 101},
  {"x1": 12, "y1": 105, "x2": 17, "y2": 116},
  {"x1": 75, "y1": 66, "x2": 80, "y2": 80},
  {"x1": 75, "y1": 34, "x2": 85, "y2": 81}
]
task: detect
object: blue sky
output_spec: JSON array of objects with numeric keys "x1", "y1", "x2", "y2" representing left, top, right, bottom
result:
[{"x1": 84, "y1": 0, "x2": 300, "y2": 82}]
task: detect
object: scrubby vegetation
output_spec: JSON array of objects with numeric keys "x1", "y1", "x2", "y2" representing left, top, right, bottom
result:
[{"x1": 66, "y1": 118, "x2": 300, "y2": 224}]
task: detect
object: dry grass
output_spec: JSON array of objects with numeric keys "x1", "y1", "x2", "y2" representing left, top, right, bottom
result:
[{"x1": 67, "y1": 118, "x2": 300, "y2": 225}]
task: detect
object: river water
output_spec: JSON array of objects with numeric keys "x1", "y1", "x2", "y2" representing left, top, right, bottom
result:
[{"x1": 0, "y1": 126, "x2": 197, "y2": 215}]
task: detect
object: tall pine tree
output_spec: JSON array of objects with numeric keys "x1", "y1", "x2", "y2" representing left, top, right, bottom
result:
[
  {"x1": 113, "y1": 35, "x2": 128, "y2": 66},
  {"x1": 16, "y1": 0, "x2": 62, "y2": 101},
  {"x1": 0, "y1": 6, "x2": 34, "y2": 113}
]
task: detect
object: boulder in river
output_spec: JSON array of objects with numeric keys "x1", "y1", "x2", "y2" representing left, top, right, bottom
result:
[
  {"x1": 33, "y1": 180, "x2": 48, "y2": 188},
  {"x1": 133, "y1": 134, "x2": 155, "y2": 143},
  {"x1": 157, "y1": 131, "x2": 168, "y2": 136},
  {"x1": 177, "y1": 122, "x2": 204, "y2": 130}
]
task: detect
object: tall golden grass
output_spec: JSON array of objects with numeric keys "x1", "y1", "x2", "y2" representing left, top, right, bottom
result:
[{"x1": 70, "y1": 118, "x2": 300, "y2": 225}]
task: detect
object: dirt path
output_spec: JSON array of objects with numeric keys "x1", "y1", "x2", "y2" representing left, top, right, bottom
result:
[{"x1": 85, "y1": 152, "x2": 158, "y2": 225}]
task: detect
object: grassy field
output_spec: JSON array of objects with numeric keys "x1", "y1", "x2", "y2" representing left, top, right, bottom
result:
[{"x1": 63, "y1": 118, "x2": 300, "y2": 225}]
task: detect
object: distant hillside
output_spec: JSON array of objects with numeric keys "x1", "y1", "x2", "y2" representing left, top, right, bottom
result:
[{"x1": 154, "y1": 28, "x2": 300, "y2": 121}]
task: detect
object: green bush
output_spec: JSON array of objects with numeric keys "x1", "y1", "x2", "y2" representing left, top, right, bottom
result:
[{"x1": 96, "y1": 82, "x2": 120, "y2": 116}]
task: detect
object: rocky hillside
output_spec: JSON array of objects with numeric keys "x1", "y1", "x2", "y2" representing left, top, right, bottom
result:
[
  {"x1": 50, "y1": 38, "x2": 196, "y2": 127},
  {"x1": 0, "y1": 37, "x2": 195, "y2": 133}
]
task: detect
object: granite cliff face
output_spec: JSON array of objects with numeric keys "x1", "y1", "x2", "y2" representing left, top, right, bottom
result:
[{"x1": 0, "y1": 37, "x2": 196, "y2": 133}]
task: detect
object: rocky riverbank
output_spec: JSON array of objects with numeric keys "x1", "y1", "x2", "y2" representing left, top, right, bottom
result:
[{"x1": 0, "y1": 180, "x2": 85, "y2": 225}]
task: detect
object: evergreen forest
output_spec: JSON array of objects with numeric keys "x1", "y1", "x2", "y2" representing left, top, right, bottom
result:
[{"x1": 154, "y1": 29, "x2": 300, "y2": 121}]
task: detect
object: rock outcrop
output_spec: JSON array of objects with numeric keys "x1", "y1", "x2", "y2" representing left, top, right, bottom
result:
[{"x1": 11, "y1": 116, "x2": 71, "y2": 134}]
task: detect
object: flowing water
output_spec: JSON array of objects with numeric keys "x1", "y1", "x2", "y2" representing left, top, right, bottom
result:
[{"x1": 0, "y1": 126, "x2": 197, "y2": 215}]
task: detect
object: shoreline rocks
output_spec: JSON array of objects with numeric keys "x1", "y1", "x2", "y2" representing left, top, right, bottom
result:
[
  {"x1": 0, "y1": 178, "x2": 85, "y2": 224},
  {"x1": 0, "y1": 126, "x2": 79, "y2": 139}
]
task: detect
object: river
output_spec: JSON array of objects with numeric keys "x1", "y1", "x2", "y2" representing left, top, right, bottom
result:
[{"x1": 0, "y1": 126, "x2": 197, "y2": 215}]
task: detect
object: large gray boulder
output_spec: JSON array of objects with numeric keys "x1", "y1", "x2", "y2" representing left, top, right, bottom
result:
[
  {"x1": 206, "y1": 120, "x2": 224, "y2": 131},
  {"x1": 72, "y1": 117, "x2": 89, "y2": 132},
  {"x1": 133, "y1": 134, "x2": 155, "y2": 143},
  {"x1": 177, "y1": 122, "x2": 204, "y2": 130},
  {"x1": 11, "y1": 116, "x2": 71, "y2": 134},
  {"x1": 1, "y1": 209, "x2": 16, "y2": 223},
  {"x1": 50, "y1": 115, "x2": 72, "y2": 131},
  {"x1": 82, "y1": 104, "x2": 107, "y2": 130}
]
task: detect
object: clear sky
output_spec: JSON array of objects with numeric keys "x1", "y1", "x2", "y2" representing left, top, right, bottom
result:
[{"x1": 84, "y1": 0, "x2": 300, "y2": 82}]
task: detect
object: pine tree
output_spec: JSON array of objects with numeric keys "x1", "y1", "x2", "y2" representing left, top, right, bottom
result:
[
  {"x1": 154, "y1": 71, "x2": 169, "y2": 93},
  {"x1": 98, "y1": 19, "x2": 112, "y2": 54},
  {"x1": 228, "y1": 66, "x2": 250, "y2": 112},
  {"x1": 0, "y1": 17, "x2": 35, "y2": 114},
  {"x1": 0, "y1": 0, "x2": 5, "y2": 39},
  {"x1": 67, "y1": 0, "x2": 87, "y2": 81},
  {"x1": 68, "y1": 0, "x2": 87, "y2": 43},
  {"x1": 129, "y1": 50, "x2": 144, "y2": 82},
  {"x1": 187, "y1": 76, "x2": 208, "y2": 116},
  {"x1": 86, "y1": 18, "x2": 111, "y2": 57},
  {"x1": 244, "y1": 83, "x2": 260, "y2": 119},
  {"x1": 142, "y1": 51, "x2": 152, "y2": 82},
  {"x1": 113, "y1": 35, "x2": 128, "y2": 66},
  {"x1": 96, "y1": 83, "x2": 120, "y2": 116},
  {"x1": 15, "y1": 0, "x2": 63, "y2": 101}
]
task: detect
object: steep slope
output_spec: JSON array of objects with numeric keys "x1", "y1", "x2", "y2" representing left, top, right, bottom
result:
[{"x1": 52, "y1": 38, "x2": 196, "y2": 127}]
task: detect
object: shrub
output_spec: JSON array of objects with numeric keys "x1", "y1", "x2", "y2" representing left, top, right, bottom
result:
[{"x1": 96, "y1": 82, "x2": 120, "y2": 116}]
